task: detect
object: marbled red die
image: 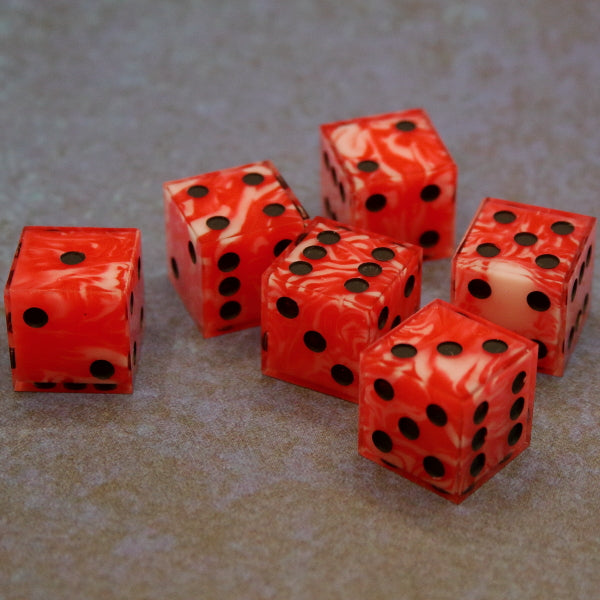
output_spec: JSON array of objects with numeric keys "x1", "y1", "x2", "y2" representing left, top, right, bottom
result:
[
  {"x1": 320, "y1": 108, "x2": 457, "y2": 259},
  {"x1": 164, "y1": 161, "x2": 309, "y2": 338},
  {"x1": 262, "y1": 217, "x2": 422, "y2": 403},
  {"x1": 359, "y1": 299, "x2": 538, "y2": 504},
  {"x1": 4, "y1": 227, "x2": 144, "y2": 393},
  {"x1": 452, "y1": 198, "x2": 596, "y2": 376}
]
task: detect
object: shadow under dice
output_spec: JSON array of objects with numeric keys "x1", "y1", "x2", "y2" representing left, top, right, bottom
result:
[
  {"x1": 320, "y1": 108, "x2": 457, "y2": 260},
  {"x1": 164, "y1": 160, "x2": 309, "y2": 338},
  {"x1": 452, "y1": 198, "x2": 596, "y2": 376},
  {"x1": 359, "y1": 300, "x2": 538, "y2": 504},
  {"x1": 4, "y1": 226, "x2": 144, "y2": 393},
  {"x1": 262, "y1": 217, "x2": 422, "y2": 403}
]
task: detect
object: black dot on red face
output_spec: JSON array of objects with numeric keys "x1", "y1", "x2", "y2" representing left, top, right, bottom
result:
[
  {"x1": 263, "y1": 203, "x2": 285, "y2": 217},
  {"x1": 303, "y1": 245, "x2": 327, "y2": 260},
  {"x1": 372, "y1": 430, "x2": 393, "y2": 453},
  {"x1": 470, "y1": 453, "x2": 486, "y2": 477},
  {"x1": 510, "y1": 397, "x2": 525, "y2": 420},
  {"x1": 476, "y1": 243, "x2": 500, "y2": 257},
  {"x1": 323, "y1": 151, "x2": 330, "y2": 167},
  {"x1": 527, "y1": 291, "x2": 551, "y2": 311},
  {"x1": 371, "y1": 247, "x2": 395, "y2": 261},
  {"x1": 586, "y1": 246, "x2": 592, "y2": 266},
  {"x1": 344, "y1": 278, "x2": 369, "y2": 293},
  {"x1": 473, "y1": 401, "x2": 489, "y2": 424},
  {"x1": 468, "y1": 278, "x2": 492, "y2": 299},
  {"x1": 471, "y1": 427, "x2": 487, "y2": 451},
  {"x1": 535, "y1": 254, "x2": 560, "y2": 269},
  {"x1": 358, "y1": 262, "x2": 382, "y2": 277},
  {"x1": 395, "y1": 120, "x2": 416, "y2": 131},
  {"x1": 378, "y1": 306, "x2": 389, "y2": 330},
  {"x1": 289, "y1": 261, "x2": 313, "y2": 275},
  {"x1": 304, "y1": 330, "x2": 327, "y2": 353},
  {"x1": 551, "y1": 221, "x2": 574, "y2": 235},
  {"x1": 426, "y1": 404, "x2": 448, "y2": 426},
  {"x1": 331, "y1": 364, "x2": 354, "y2": 386},
  {"x1": 533, "y1": 339, "x2": 548, "y2": 359},
  {"x1": 514, "y1": 232, "x2": 538, "y2": 246},
  {"x1": 220, "y1": 301, "x2": 241, "y2": 320},
  {"x1": 483, "y1": 339, "x2": 508, "y2": 353},
  {"x1": 420, "y1": 184, "x2": 441, "y2": 201},
  {"x1": 398, "y1": 417, "x2": 420, "y2": 440},
  {"x1": 188, "y1": 241, "x2": 197, "y2": 264},
  {"x1": 206, "y1": 216, "x2": 230, "y2": 230},
  {"x1": 357, "y1": 160, "x2": 379, "y2": 172},
  {"x1": 187, "y1": 185, "x2": 209, "y2": 198},
  {"x1": 391, "y1": 343, "x2": 417, "y2": 358},
  {"x1": 60, "y1": 251, "x2": 86, "y2": 265},
  {"x1": 374, "y1": 378, "x2": 394, "y2": 401},
  {"x1": 317, "y1": 231, "x2": 341, "y2": 245},
  {"x1": 437, "y1": 341, "x2": 463, "y2": 356},
  {"x1": 242, "y1": 172, "x2": 264, "y2": 186},
  {"x1": 34, "y1": 382, "x2": 56, "y2": 389},
  {"x1": 512, "y1": 371, "x2": 526, "y2": 394},
  {"x1": 423, "y1": 456, "x2": 445, "y2": 478},
  {"x1": 170, "y1": 257, "x2": 179, "y2": 279},
  {"x1": 404, "y1": 275, "x2": 415, "y2": 298},
  {"x1": 419, "y1": 231, "x2": 440, "y2": 248},
  {"x1": 339, "y1": 183, "x2": 345, "y2": 202},
  {"x1": 508, "y1": 423, "x2": 523, "y2": 446},
  {"x1": 273, "y1": 239, "x2": 292, "y2": 256},
  {"x1": 366, "y1": 194, "x2": 386, "y2": 212},
  {"x1": 94, "y1": 383, "x2": 117, "y2": 391},
  {"x1": 129, "y1": 292, "x2": 134, "y2": 313},
  {"x1": 90, "y1": 359, "x2": 115, "y2": 380},
  {"x1": 570, "y1": 279, "x2": 578, "y2": 302},
  {"x1": 218, "y1": 252, "x2": 240, "y2": 272},
  {"x1": 391, "y1": 315, "x2": 401, "y2": 328},
  {"x1": 218, "y1": 277, "x2": 240, "y2": 296},
  {"x1": 23, "y1": 307, "x2": 48, "y2": 328},
  {"x1": 494, "y1": 210, "x2": 517, "y2": 224},
  {"x1": 276, "y1": 297, "x2": 299, "y2": 319}
]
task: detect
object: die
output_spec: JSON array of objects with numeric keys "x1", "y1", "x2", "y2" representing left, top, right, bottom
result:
[
  {"x1": 358, "y1": 299, "x2": 538, "y2": 503},
  {"x1": 261, "y1": 216, "x2": 422, "y2": 403},
  {"x1": 163, "y1": 161, "x2": 309, "y2": 338},
  {"x1": 451, "y1": 198, "x2": 596, "y2": 376},
  {"x1": 320, "y1": 108, "x2": 457, "y2": 259},
  {"x1": 4, "y1": 226, "x2": 144, "y2": 393}
]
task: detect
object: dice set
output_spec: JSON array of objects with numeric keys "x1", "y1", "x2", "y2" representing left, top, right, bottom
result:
[{"x1": 3, "y1": 107, "x2": 595, "y2": 503}]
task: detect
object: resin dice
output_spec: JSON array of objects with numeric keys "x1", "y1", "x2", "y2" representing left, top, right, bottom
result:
[
  {"x1": 452, "y1": 198, "x2": 596, "y2": 376},
  {"x1": 359, "y1": 299, "x2": 538, "y2": 503},
  {"x1": 320, "y1": 108, "x2": 457, "y2": 259},
  {"x1": 4, "y1": 226, "x2": 144, "y2": 393},
  {"x1": 164, "y1": 161, "x2": 309, "y2": 338},
  {"x1": 262, "y1": 217, "x2": 422, "y2": 403}
]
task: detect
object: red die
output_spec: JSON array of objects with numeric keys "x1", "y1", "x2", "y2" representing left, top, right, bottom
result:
[
  {"x1": 320, "y1": 108, "x2": 457, "y2": 259},
  {"x1": 4, "y1": 226, "x2": 144, "y2": 393},
  {"x1": 359, "y1": 299, "x2": 538, "y2": 504},
  {"x1": 452, "y1": 198, "x2": 596, "y2": 376},
  {"x1": 164, "y1": 161, "x2": 309, "y2": 338},
  {"x1": 262, "y1": 217, "x2": 422, "y2": 403}
]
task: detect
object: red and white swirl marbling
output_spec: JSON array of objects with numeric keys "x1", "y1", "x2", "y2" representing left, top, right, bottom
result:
[
  {"x1": 4, "y1": 226, "x2": 144, "y2": 393},
  {"x1": 452, "y1": 198, "x2": 596, "y2": 376},
  {"x1": 262, "y1": 216, "x2": 422, "y2": 403},
  {"x1": 320, "y1": 108, "x2": 457, "y2": 259},
  {"x1": 163, "y1": 161, "x2": 309, "y2": 338},
  {"x1": 358, "y1": 299, "x2": 538, "y2": 504}
]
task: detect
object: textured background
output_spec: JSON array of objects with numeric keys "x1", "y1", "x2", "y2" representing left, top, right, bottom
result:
[{"x1": 1, "y1": 1, "x2": 599, "y2": 599}]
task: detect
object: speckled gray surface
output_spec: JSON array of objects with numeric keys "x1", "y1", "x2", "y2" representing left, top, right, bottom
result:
[{"x1": 1, "y1": 1, "x2": 599, "y2": 599}]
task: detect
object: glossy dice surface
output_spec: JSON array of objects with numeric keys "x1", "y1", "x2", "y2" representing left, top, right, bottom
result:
[
  {"x1": 359, "y1": 299, "x2": 538, "y2": 503},
  {"x1": 262, "y1": 217, "x2": 422, "y2": 403},
  {"x1": 164, "y1": 161, "x2": 309, "y2": 338},
  {"x1": 4, "y1": 227, "x2": 144, "y2": 393},
  {"x1": 452, "y1": 198, "x2": 596, "y2": 376},
  {"x1": 320, "y1": 108, "x2": 457, "y2": 259}
]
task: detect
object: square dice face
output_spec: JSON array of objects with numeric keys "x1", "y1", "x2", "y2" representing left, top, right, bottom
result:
[
  {"x1": 359, "y1": 300, "x2": 538, "y2": 503},
  {"x1": 262, "y1": 217, "x2": 422, "y2": 403},
  {"x1": 163, "y1": 160, "x2": 309, "y2": 337},
  {"x1": 4, "y1": 227, "x2": 144, "y2": 393},
  {"x1": 452, "y1": 198, "x2": 596, "y2": 376},
  {"x1": 320, "y1": 108, "x2": 457, "y2": 259}
]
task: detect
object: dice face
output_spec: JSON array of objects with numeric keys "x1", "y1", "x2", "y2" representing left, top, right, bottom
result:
[
  {"x1": 164, "y1": 161, "x2": 309, "y2": 338},
  {"x1": 359, "y1": 300, "x2": 538, "y2": 503},
  {"x1": 452, "y1": 198, "x2": 596, "y2": 376},
  {"x1": 262, "y1": 217, "x2": 422, "y2": 403},
  {"x1": 4, "y1": 227, "x2": 144, "y2": 393},
  {"x1": 320, "y1": 108, "x2": 457, "y2": 260}
]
